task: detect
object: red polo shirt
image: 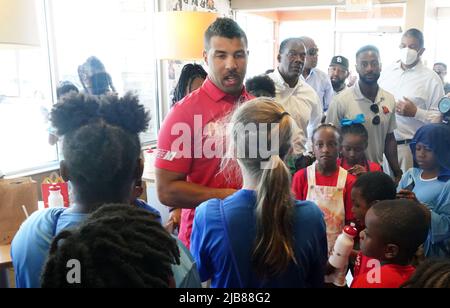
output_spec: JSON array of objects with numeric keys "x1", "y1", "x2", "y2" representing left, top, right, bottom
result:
[{"x1": 155, "y1": 78, "x2": 253, "y2": 248}]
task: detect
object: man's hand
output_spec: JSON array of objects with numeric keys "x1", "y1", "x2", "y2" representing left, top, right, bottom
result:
[
  {"x1": 396, "y1": 97, "x2": 417, "y2": 117},
  {"x1": 165, "y1": 208, "x2": 182, "y2": 234}
]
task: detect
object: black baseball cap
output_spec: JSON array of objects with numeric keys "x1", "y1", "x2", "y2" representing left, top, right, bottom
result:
[{"x1": 330, "y1": 56, "x2": 349, "y2": 70}]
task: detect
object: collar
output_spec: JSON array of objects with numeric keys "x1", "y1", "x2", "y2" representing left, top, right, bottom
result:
[
  {"x1": 353, "y1": 82, "x2": 385, "y2": 104},
  {"x1": 202, "y1": 78, "x2": 249, "y2": 103},
  {"x1": 302, "y1": 68, "x2": 316, "y2": 81},
  {"x1": 273, "y1": 68, "x2": 303, "y2": 89}
]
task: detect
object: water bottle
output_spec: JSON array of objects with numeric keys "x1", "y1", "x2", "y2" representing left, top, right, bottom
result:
[
  {"x1": 328, "y1": 223, "x2": 358, "y2": 269},
  {"x1": 48, "y1": 185, "x2": 64, "y2": 208}
]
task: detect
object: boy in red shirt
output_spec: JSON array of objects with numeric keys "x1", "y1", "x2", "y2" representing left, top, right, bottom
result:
[{"x1": 351, "y1": 199, "x2": 429, "y2": 288}]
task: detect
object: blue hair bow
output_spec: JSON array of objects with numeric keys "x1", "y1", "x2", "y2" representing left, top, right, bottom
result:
[{"x1": 340, "y1": 114, "x2": 366, "y2": 126}]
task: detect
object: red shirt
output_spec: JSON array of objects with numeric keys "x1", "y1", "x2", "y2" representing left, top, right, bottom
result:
[
  {"x1": 292, "y1": 166, "x2": 356, "y2": 223},
  {"x1": 155, "y1": 78, "x2": 253, "y2": 248},
  {"x1": 337, "y1": 158, "x2": 382, "y2": 173},
  {"x1": 351, "y1": 252, "x2": 415, "y2": 288}
]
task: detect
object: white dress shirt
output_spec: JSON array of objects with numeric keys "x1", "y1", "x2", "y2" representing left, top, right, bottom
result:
[
  {"x1": 269, "y1": 69, "x2": 323, "y2": 154},
  {"x1": 379, "y1": 61, "x2": 444, "y2": 141},
  {"x1": 301, "y1": 68, "x2": 334, "y2": 112}
]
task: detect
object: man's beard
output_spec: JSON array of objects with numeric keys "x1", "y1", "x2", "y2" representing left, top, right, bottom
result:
[
  {"x1": 331, "y1": 79, "x2": 345, "y2": 91},
  {"x1": 359, "y1": 73, "x2": 380, "y2": 85}
]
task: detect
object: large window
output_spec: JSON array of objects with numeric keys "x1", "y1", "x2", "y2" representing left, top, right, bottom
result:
[
  {"x1": 0, "y1": 1, "x2": 55, "y2": 175},
  {"x1": 0, "y1": 0, "x2": 158, "y2": 176}
]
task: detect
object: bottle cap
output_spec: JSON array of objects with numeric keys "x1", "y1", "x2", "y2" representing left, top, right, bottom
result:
[
  {"x1": 343, "y1": 223, "x2": 358, "y2": 237},
  {"x1": 49, "y1": 185, "x2": 61, "y2": 192}
]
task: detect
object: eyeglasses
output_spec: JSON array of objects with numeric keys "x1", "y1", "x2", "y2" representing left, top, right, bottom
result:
[
  {"x1": 370, "y1": 104, "x2": 380, "y2": 125},
  {"x1": 307, "y1": 48, "x2": 319, "y2": 56}
]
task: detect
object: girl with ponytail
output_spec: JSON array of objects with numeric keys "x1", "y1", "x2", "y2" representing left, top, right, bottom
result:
[{"x1": 190, "y1": 97, "x2": 327, "y2": 288}]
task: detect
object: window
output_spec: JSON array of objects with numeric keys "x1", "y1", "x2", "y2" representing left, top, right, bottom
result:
[
  {"x1": 0, "y1": 0, "x2": 159, "y2": 176},
  {"x1": 0, "y1": 1, "x2": 55, "y2": 175}
]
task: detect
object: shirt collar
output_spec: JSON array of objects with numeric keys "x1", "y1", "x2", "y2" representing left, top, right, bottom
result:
[
  {"x1": 202, "y1": 77, "x2": 251, "y2": 103},
  {"x1": 353, "y1": 82, "x2": 385, "y2": 104},
  {"x1": 274, "y1": 68, "x2": 304, "y2": 89}
]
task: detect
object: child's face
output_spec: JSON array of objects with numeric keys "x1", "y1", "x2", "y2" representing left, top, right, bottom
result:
[
  {"x1": 351, "y1": 187, "x2": 370, "y2": 224},
  {"x1": 313, "y1": 128, "x2": 339, "y2": 169},
  {"x1": 341, "y1": 134, "x2": 367, "y2": 165},
  {"x1": 359, "y1": 208, "x2": 386, "y2": 259},
  {"x1": 415, "y1": 142, "x2": 438, "y2": 171}
]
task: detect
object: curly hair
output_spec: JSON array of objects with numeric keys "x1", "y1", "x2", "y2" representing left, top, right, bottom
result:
[
  {"x1": 50, "y1": 92, "x2": 149, "y2": 207},
  {"x1": 41, "y1": 204, "x2": 180, "y2": 288},
  {"x1": 172, "y1": 63, "x2": 207, "y2": 106}
]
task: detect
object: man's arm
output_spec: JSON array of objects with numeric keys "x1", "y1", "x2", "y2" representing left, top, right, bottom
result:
[
  {"x1": 384, "y1": 133, "x2": 402, "y2": 183},
  {"x1": 155, "y1": 168, "x2": 236, "y2": 209}
]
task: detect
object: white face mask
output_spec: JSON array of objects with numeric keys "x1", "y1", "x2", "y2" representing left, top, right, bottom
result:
[{"x1": 400, "y1": 47, "x2": 418, "y2": 66}]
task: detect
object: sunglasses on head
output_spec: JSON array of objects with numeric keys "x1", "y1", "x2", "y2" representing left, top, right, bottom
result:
[
  {"x1": 307, "y1": 48, "x2": 318, "y2": 56},
  {"x1": 370, "y1": 104, "x2": 380, "y2": 125}
]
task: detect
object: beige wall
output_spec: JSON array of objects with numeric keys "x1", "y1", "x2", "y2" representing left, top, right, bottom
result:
[{"x1": 231, "y1": 0, "x2": 406, "y2": 10}]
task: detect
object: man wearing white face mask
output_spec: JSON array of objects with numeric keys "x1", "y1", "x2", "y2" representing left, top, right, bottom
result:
[{"x1": 379, "y1": 28, "x2": 444, "y2": 173}]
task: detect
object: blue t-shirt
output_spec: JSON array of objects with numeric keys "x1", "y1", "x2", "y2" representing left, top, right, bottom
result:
[
  {"x1": 190, "y1": 189, "x2": 328, "y2": 288},
  {"x1": 399, "y1": 168, "x2": 450, "y2": 257},
  {"x1": 11, "y1": 205, "x2": 200, "y2": 288}
]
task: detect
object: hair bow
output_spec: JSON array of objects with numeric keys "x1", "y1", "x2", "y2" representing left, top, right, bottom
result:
[{"x1": 340, "y1": 114, "x2": 366, "y2": 126}]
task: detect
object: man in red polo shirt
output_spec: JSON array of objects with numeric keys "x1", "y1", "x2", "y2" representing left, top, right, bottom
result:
[{"x1": 155, "y1": 18, "x2": 252, "y2": 248}]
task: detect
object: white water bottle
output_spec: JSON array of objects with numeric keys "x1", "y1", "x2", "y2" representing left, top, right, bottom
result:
[
  {"x1": 328, "y1": 223, "x2": 358, "y2": 269},
  {"x1": 48, "y1": 185, "x2": 64, "y2": 208}
]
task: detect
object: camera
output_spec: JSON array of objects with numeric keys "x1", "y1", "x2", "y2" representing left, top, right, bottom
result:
[{"x1": 438, "y1": 96, "x2": 450, "y2": 124}]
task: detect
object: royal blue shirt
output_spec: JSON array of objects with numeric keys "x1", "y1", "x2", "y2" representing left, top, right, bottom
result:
[{"x1": 190, "y1": 189, "x2": 328, "y2": 288}]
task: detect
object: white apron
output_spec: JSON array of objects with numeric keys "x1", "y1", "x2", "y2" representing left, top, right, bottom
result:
[{"x1": 306, "y1": 163, "x2": 347, "y2": 254}]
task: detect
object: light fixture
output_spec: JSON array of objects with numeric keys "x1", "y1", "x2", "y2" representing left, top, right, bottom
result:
[
  {"x1": 0, "y1": 0, "x2": 40, "y2": 48},
  {"x1": 154, "y1": 11, "x2": 218, "y2": 60}
]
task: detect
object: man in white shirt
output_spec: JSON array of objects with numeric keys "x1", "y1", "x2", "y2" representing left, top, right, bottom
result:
[
  {"x1": 326, "y1": 45, "x2": 402, "y2": 183},
  {"x1": 300, "y1": 36, "x2": 334, "y2": 112},
  {"x1": 268, "y1": 37, "x2": 322, "y2": 157},
  {"x1": 379, "y1": 28, "x2": 444, "y2": 173}
]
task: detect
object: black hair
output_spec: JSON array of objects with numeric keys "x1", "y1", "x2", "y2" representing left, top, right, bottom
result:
[
  {"x1": 172, "y1": 63, "x2": 207, "y2": 106},
  {"x1": 279, "y1": 38, "x2": 301, "y2": 55},
  {"x1": 78, "y1": 56, "x2": 116, "y2": 95},
  {"x1": 434, "y1": 62, "x2": 447, "y2": 70},
  {"x1": 41, "y1": 204, "x2": 180, "y2": 288},
  {"x1": 371, "y1": 200, "x2": 430, "y2": 260},
  {"x1": 245, "y1": 75, "x2": 276, "y2": 98},
  {"x1": 356, "y1": 45, "x2": 380, "y2": 59},
  {"x1": 353, "y1": 172, "x2": 396, "y2": 204},
  {"x1": 403, "y1": 28, "x2": 425, "y2": 49},
  {"x1": 56, "y1": 81, "x2": 79, "y2": 100},
  {"x1": 402, "y1": 258, "x2": 450, "y2": 288},
  {"x1": 341, "y1": 123, "x2": 369, "y2": 144},
  {"x1": 204, "y1": 17, "x2": 247, "y2": 51},
  {"x1": 312, "y1": 123, "x2": 340, "y2": 144},
  {"x1": 50, "y1": 92, "x2": 149, "y2": 208}
]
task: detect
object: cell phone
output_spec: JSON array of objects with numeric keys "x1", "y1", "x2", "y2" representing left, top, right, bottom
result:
[{"x1": 404, "y1": 179, "x2": 415, "y2": 191}]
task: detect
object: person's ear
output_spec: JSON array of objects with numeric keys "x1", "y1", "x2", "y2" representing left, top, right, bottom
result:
[
  {"x1": 203, "y1": 50, "x2": 209, "y2": 65},
  {"x1": 60, "y1": 161, "x2": 70, "y2": 182},
  {"x1": 345, "y1": 71, "x2": 350, "y2": 79},
  {"x1": 384, "y1": 243, "x2": 399, "y2": 260},
  {"x1": 277, "y1": 53, "x2": 281, "y2": 63}
]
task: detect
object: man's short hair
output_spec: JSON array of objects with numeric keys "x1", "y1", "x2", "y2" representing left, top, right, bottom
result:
[
  {"x1": 403, "y1": 28, "x2": 424, "y2": 49},
  {"x1": 356, "y1": 45, "x2": 380, "y2": 59},
  {"x1": 204, "y1": 17, "x2": 247, "y2": 51},
  {"x1": 279, "y1": 38, "x2": 301, "y2": 54},
  {"x1": 434, "y1": 62, "x2": 447, "y2": 70}
]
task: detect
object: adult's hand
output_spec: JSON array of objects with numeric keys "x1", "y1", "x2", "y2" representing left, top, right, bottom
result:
[{"x1": 396, "y1": 97, "x2": 417, "y2": 117}]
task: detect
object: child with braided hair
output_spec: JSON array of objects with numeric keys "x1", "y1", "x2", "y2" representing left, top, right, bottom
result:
[
  {"x1": 41, "y1": 204, "x2": 180, "y2": 288},
  {"x1": 11, "y1": 92, "x2": 200, "y2": 288}
]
